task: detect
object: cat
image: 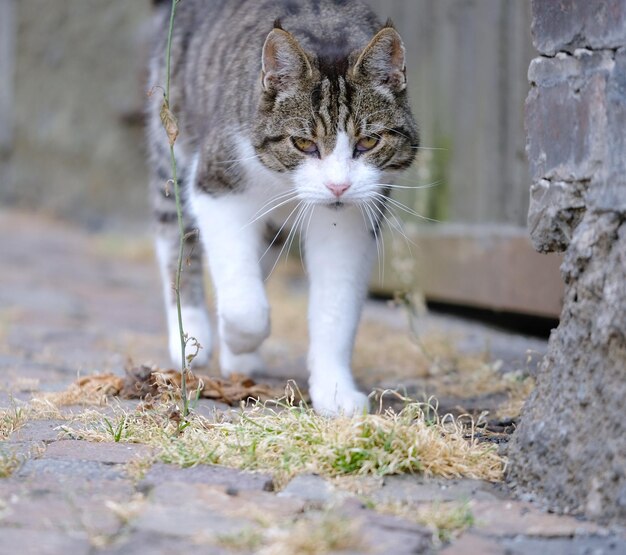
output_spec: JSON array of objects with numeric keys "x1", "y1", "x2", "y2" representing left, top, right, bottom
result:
[{"x1": 146, "y1": 0, "x2": 418, "y2": 416}]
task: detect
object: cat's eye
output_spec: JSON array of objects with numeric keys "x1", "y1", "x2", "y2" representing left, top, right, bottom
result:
[
  {"x1": 355, "y1": 136, "x2": 379, "y2": 153},
  {"x1": 293, "y1": 137, "x2": 319, "y2": 155}
]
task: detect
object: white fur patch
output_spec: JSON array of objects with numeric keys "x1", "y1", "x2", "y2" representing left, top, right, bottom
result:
[{"x1": 292, "y1": 131, "x2": 382, "y2": 205}]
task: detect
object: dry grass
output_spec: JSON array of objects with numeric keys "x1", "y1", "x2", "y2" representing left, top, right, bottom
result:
[
  {"x1": 0, "y1": 448, "x2": 23, "y2": 478},
  {"x1": 374, "y1": 500, "x2": 474, "y2": 546},
  {"x1": 62, "y1": 396, "x2": 503, "y2": 489},
  {"x1": 214, "y1": 511, "x2": 367, "y2": 555},
  {"x1": 259, "y1": 512, "x2": 366, "y2": 555},
  {"x1": 1, "y1": 395, "x2": 70, "y2": 441},
  {"x1": 0, "y1": 403, "x2": 28, "y2": 440},
  {"x1": 38, "y1": 375, "x2": 121, "y2": 407}
]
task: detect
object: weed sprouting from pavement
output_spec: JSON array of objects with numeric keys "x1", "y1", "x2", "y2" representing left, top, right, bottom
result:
[
  {"x1": 154, "y1": 0, "x2": 194, "y2": 417},
  {"x1": 0, "y1": 448, "x2": 23, "y2": 478}
]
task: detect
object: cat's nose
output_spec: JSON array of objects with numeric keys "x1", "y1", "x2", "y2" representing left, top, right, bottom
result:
[{"x1": 326, "y1": 182, "x2": 351, "y2": 197}]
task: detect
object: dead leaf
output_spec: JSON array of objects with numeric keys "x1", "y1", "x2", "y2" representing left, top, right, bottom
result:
[
  {"x1": 160, "y1": 100, "x2": 179, "y2": 146},
  {"x1": 51, "y1": 365, "x2": 297, "y2": 407}
]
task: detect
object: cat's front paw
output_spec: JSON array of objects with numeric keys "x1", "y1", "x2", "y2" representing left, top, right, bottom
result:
[
  {"x1": 309, "y1": 383, "x2": 370, "y2": 417},
  {"x1": 219, "y1": 302, "x2": 270, "y2": 355},
  {"x1": 220, "y1": 346, "x2": 266, "y2": 378},
  {"x1": 168, "y1": 306, "x2": 212, "y2": 368}
]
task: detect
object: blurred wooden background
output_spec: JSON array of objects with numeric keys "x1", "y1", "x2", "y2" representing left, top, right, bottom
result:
[
  {"x1": 368, "y1": 0, "x2": 562, "y2": 318},
  {"x1": 0, "y1": 0, "x2": 563, "y2": 318}
]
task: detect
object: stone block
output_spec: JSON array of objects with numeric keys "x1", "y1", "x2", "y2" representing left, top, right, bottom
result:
[
  {"x1": 527, "y1": 179, "x2": 586, "y2": 252},
  {"x1": 527, "y1": 52, "x2": 613, "y2": 184},
  {"x1": 532, "y1": 0, "x2": 626, "y2": 55},
  {"x1": 605, "y1": 48, "x2": 626, "y2": 209}
]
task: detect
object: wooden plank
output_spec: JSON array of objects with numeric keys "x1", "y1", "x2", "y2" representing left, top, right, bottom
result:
[
  {"x1": 371, "y1": 224, "x2": 564, "y2": 319},
  {"x1": 0, "y1": 0, "x2": 16, "y2": 153},
  {"x1": 367, "y1": 0, "x2": 534, "y2": 226}
]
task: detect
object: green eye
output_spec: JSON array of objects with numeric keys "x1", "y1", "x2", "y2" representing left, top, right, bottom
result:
[
  {"x1": 293, "y1": 137, "x2": 318, "y2": 154},
  {"x1": 356, "y1": 136, "x2": 379, "y2": 152}
]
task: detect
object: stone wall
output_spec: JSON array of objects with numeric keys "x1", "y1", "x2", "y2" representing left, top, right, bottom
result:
[
  {"x1": 1, "y1": 0, "x2": 153, "y2": 230},
  {"x1": 508, "y1": 0, "x2": 626, "y2": 524}
]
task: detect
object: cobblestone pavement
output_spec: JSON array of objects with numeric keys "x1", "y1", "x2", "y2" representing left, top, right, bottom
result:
[{"x1": 1, "y1": 209, "x2": 624, "y2": 554}]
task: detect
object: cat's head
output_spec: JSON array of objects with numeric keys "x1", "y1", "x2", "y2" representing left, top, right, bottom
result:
[{"x1": 252, "y1": 21, "x2": 418, "y2": 207}]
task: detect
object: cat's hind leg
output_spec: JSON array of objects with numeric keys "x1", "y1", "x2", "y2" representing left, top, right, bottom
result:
[{"x1": 152, "y1": 165, "x2": 212, "y2": 367}]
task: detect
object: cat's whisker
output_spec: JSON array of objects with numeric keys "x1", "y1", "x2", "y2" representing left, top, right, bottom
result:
[
  {"x1": 288, "y1": 203, "x2": 310, "y2": 271},
  {"x1": 259, "y1": 200, "x2": 303, "y2": 263},
  {"x1": 265, "y1": 201, "x2": 308, "y2": 280},
  {"x1": 384, "y1": 205, "x2": 417, "y2": 249},
  {"x1": 358, "y1": 204, "x2": 379, "y2": 281},
  {"x1": 301, "y1": 204, "x2": 316, "y2": 274},
  {"x1": 295, "y1": 203, "x2": 313, "y2": 273},
  {"x1": 252, "y1": 189, "x2": 297, "y2": 218},
  {"x1": 361, "y1": 202, "x2": 384, "y2": 283},
  {"x1": 367, "y1": 198, "x2": 416, "y2": 255},
  {"x1": 244, "y1": 192, "x2": 299, "y2": 228},
  {"x1": 370, "y1": 191, "x2": 441, "y2": 223},
  {"x1": 374, "y1": 180, "x2": 441, "y2": 191},
  {"x1": 215, "y1": 154, "x2": 262, "y2": 165},
  {"x1": 371, "y1": 204, "x2": 386, "y2": 284},
  {"x1": 410, "y1": 146, "x2": 449, "y2": 151}
]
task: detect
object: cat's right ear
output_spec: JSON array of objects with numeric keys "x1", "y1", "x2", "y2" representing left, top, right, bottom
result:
[{"x1": 261, "y1": 26, "x2": 312, "y2": 92}]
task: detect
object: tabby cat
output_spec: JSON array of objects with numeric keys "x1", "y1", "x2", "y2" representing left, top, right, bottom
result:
[{"x1": 147, "y1": 0, "x2": 418, "y2": 415}]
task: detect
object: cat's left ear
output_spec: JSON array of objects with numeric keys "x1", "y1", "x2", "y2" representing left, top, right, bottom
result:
[
  {"x1": 261, "y1": 23, "x2": 313, "y2": 92},
  {"x1": 354, "y1": 24, "x2": 406, "y2": 93}
]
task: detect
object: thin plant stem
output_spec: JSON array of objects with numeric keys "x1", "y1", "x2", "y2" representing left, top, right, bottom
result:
[{"x1": 162, "y1": 0, "x2": 189, "y2": 416}]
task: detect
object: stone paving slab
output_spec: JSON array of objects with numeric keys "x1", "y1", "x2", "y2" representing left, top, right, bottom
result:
[
  {"x1": 97, "y1": 531, "x2": 231, "y2": 555},
  {"x1": 1, "y1": 496, "x2": 122, "y2": 536},
  {"x1": 42, "y1": 439, "x2": 154, "y2": 464},
  {"x1": 439, "y1": 532, "x2": 505, "y2": 555},
  {"x1": 6, "y1": 419, "x2": 68, "y2": 443},
  {"x1": 470, "y1": 499, "x2": 606, "y2": 538},
  {"x1": 0, "y1": 528, "x2": 92, "y2": 555},
  {"x1": 499, "y1": 535, "x2": 626, "y2": 555},
  {"x1": 16, "y1": 458, "x2": 128, "y2": 481},
  {"x1": 140, "y1": 462, "x2": 275, "y2": 493},
  {"x1": 373, "y1": 475, "x2": 504, "y2": 504},
  {"x1": 131, "y1": 502, "x2": 255, "y2": 538},
  {"x1": 1, "y1": 210, "x2": 623, "y2": 554},
  {"x1": 147, "y1": 481, "x2": 305, "y2": 518}
]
